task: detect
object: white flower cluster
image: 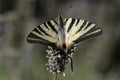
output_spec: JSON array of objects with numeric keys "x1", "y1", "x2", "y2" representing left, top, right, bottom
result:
[{"x1": 45, "y1": 46, "x2": 65, "y2": 75}]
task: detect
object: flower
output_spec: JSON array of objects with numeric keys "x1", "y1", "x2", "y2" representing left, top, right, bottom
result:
[{"x1": 45, "y1": 46, "x2": 66, "y2": 75}]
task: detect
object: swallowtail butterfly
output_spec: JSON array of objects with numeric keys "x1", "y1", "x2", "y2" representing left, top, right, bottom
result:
[{"x1": 27, "y1": 14, "x2": 102, "y2": 76}]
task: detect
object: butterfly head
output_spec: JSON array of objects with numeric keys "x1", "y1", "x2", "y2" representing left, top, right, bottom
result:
[{"x1": 57, "y1": 14, "x2": 64, "y2": 27}]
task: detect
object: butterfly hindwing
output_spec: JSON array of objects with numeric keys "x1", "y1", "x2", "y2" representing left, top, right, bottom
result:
[{"x1": 27, "y1": 20, "x2": 58, "y2": 46}]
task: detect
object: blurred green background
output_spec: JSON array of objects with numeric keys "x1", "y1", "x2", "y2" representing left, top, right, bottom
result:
[{"x1": 0, "y1": 0, "x2": 120, "y2": 80}]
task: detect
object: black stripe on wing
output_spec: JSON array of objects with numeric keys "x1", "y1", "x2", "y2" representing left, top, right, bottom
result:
[
  {"x1": 27, "y1": 33, "x2": 54, "y2": 45},
  {"x1": 75, "y1": 20, "x2": 88, "y2": 34},
  {"x1": 33, "y1": 28, "x2": 43, "y2": 36},
  {"x1": 67, "y1": 18, "x2": 76, "y2": 32},
  {"x1": 73, "y1": 22, "x2": 102, "y2": 43},
  {"x1": 37, "y1": 25, "x2": 52, "y2": 37},
  {"x1": 64, "y1": 18, "x2": 69, "y2": 24},
  {"x1": 47, "y1": 21, "x2": 58, "y2": 34},
  {"x1": 84, "y1": 22, "x2": 93, "y2": 30},
  {"x1": 43, "y1": 23, "x2": 49, "y2": 30},
  {"x1": 76, "y1": 19, "x2": 80, "y2": 26}
]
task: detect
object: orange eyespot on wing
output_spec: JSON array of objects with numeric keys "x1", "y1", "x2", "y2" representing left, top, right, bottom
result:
[{"x1": 62, "y1": 43, "x2": 68, "y2": 49}]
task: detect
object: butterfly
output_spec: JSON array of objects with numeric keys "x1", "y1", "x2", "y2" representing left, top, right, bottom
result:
[{"x1": 27, "y1": 14, "x2": 102, "y2": 76}]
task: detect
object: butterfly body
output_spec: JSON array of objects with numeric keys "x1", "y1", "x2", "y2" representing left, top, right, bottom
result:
[{"x1": 27, "y1": 14, "x2": 102, "y2": 75}]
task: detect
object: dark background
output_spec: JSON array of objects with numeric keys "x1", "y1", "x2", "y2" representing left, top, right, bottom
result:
[{"x1": 0, "y1": 0, "x2": 120, "y2": 80}]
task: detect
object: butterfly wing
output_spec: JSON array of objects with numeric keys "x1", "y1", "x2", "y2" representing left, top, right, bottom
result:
[
  {"x1": 65, "y1": 18, "x2": 102, "y2": 45},
  {"x1": 27, "y1": 17, "x2": 102, "y2": 48},
  {"x1": 27, "y1": 20, "x2": 58, "y2": 46}
]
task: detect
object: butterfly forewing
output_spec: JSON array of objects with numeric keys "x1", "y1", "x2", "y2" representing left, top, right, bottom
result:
[
  {"x1": 27, "y1": 16, "x2": 102, "y2": 47},
  {"x1": 27, "y1": 20, "x2": 58, "y2": 45},
  {"x1": 65, "y1": 18, "x2": 102, "y2": 44}
]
